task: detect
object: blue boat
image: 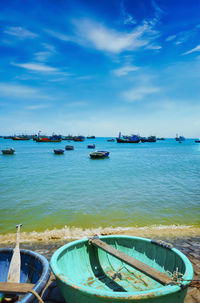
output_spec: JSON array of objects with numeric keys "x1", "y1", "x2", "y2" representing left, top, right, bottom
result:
[
  {"x1": 116, "y1": 133, "x2": 140, "y2": 143},
  {"x1": 0, "y1": 248, "x2": 51, "y2": 303},
  {"x1": 54, "y1": 149, "x2": 65, "y2": 154},
  {"x1": 90, "y1": 151, "x2": 109, "y2": 159},
  {"x1": 87, "y1": 144, "x2": 95, "y2": 149}
]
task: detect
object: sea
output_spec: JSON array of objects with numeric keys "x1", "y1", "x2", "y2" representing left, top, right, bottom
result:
[{"x1": 0, "y1": 137, "x2": 200, "y2": 242}]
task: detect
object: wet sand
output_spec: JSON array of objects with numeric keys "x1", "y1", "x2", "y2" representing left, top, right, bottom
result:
[{"x1": 0, "y1": 233, "x2": 199, "y2": 302}]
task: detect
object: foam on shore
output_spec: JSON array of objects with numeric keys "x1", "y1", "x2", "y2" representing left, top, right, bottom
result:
[{"x1": 0, "y1": 225, "x2": 199, "y2": 244}]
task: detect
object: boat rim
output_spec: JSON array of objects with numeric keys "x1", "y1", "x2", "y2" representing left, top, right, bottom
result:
[
  {"x1": 0, "y1": 248, "x2": 51, "y2": 303},
  {"x1": 50, "y1": 235, "x2": 193, "y2": 300}
]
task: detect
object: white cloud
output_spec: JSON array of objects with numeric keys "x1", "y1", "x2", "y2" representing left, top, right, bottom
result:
[
  {"x1": 75, "y1": 19, "x2": 159, "y2": 53},
  {"x1": 4, "y1": 27, "x2": 37, "y2": 39},
  {"x1": 12, "y1": 62, "x2": 59, "y2": 72},
  {"x1": 0, "y1": 83, "x2": 51, "y2": 100},
  {"x1": 25, "y1": 104, "x2": 51, "y2": 110},
  {"x1": 113, "y1": 65, "x2": 139, "y2": 76},
  {"x1": 34, "y1": 51, "x2": 53, "y2": 62},
  {"x1": 45, "y1": 29, "x2": 71, "y2": 41},
  {"x1": 182, "y1": 45, "x2": 200, "y2": 55},
  {"x1": 166, "y1": 35, "x2": 176, "y2": 42},
  {"x1": 122, "y1": 86, "x2": 160, "y2": 102}
]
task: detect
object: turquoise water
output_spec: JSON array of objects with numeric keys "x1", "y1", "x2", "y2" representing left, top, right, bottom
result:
[{"x1": 0, "y1": 138, "x2": 200, "y2": 234}]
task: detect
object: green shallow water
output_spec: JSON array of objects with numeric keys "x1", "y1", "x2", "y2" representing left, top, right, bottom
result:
[{"x1": 0, "y1": 137, "x2": 200, "y2": 234}]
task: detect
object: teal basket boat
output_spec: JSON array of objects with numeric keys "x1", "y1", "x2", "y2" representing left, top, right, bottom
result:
[{"x1": 50, "y1": 235, "x2": 193, "y2": 303}]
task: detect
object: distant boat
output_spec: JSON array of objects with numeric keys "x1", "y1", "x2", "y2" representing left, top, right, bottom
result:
[
  {"x1": 73, "y1": 136, "x2": 85, "y2": 142},
  {"x1": 35, "y1": 135, "x2": 62, "y2": 142},
  {"x1": 90, "y1": 150, "x2": 109, "y2": 159},
  {"x1": 175, "y1": 135, "x2": 185, "y2": 142},
  {"x1": 87, "y1": 136, "x2": 96, "y2": 139},
  {"x1": 141, "y1": 136, "x2": 157, "y2": 143},
  {"x1": 107, "y1": 138, "x2": 115, "y2": 142},
  {"x1": 87, "y1": 144, "x2": 95, "y2": 149},
  {"x1": 1, "y1": 148, "x2": 15, "y2": 155},
  {"x1": 65, "y1": 145, "x2": 74, "y2": 150},
  {"x1": 54, "y1": 149, "x2": 65, "y2": 154},
  {"x1": 62, "y1": 135, "x2": 74, "y2": 140},
  {"x1": 195, "y1": 139, "x2": 200, "y2": 143},
  {"x1": 12, "y1": 136, "x2": 30, "y2": 141},
  {"x1": 116, "y1": 134, "x2": 140, "y2": 143},
  {"x1": 157, "y1": 137, "x2": 165, "y2": 140}
]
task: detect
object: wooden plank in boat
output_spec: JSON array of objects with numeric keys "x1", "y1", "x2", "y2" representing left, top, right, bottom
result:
[
  {"x1": 0, "y1": 282, "x2": 35, "y2": 294},
  {"x1": 89, "y1": 237, "x2": 171, "y2": 285}
]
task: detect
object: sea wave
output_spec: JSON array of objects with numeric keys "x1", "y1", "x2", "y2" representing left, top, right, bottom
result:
[{"x1": 0, "y1": 225, "x2": 199, "y2": 244}]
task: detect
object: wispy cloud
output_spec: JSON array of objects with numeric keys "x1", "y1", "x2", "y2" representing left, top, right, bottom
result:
[
  {"x1": 120, "y1": 2, "x2": 136, "y2": 25},
  {"x1": 122, "y1": 86, "x2": 160, "y2": 102},
  {"x1": 25, "y1": 104, "x2": 51, "y2": 110},
  {"x1": 112, "y1": 65, "x2": 139, "y2": 76},
  {"x1": 72, "y1": 19, "x2": 159, "y2": 54},
  {"x1": 45, "y1": 29, "x2": 71, "y2": 42},
  {"x1": 12, "y1": 62, "x2": 59, "y2": 73},
  {"x1": 4, "y1": 26, "x2": 37, "y2": 39},
  {"x1": 166, "y1": 35, "x2": 176, "y2": 42},
  {"x1": 182, "y1": 45, "x2": 200, "y2": 55},
  {"x1": 0, "y1": 83, "x2": 51, "y2": 100}
]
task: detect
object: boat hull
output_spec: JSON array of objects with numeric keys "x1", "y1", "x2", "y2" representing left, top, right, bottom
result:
[
  {"x1": 0, "y1": 248, "x2": 51, "y2": 303},
  {"x1": 116, "y1": 138, "x2": 140, "y2": 143},
  {"x1": 50, "y1": 235, "x2": 193, "y2": 303}
]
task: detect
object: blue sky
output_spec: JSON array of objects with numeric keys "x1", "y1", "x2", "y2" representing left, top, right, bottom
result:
[{"x1": 0, "y1": 0, "x2": 200, "y2": 137}]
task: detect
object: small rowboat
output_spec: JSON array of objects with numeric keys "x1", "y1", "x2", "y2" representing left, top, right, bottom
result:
[
  {"x1": 0, "y1": 248, "x2": 51, "y2": 303},
  {"x1": 87, "y1": 144, "x2": 95, "y2": 149},
  {"x1": 2, "y1": 148, "x2": 15, "y2": 155},
  {"x1": 50, "y1": 235, "x2": 193, "y2": 303},
  {"x1": 90, "y1": 151, "x2": 109, "y2": 159},
  {"x1": 65, "y1": 145, "x2": 74, "y2": 150},
  {"x1": 54, "y1": 149, "x2": 65, "y2": 154}
]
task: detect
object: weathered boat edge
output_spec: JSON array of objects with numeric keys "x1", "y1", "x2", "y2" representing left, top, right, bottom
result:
[
  {"x1": 50, "y1": 235, "x2": 194, "y2": 302},
  {"x1": 0, "y1": 248, "x2": 51, "y2": 303}
]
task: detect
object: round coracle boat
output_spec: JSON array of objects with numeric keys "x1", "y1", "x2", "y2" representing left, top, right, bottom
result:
[{"x1": 50, "y1": 235, "x2": 193, "y2": 303}]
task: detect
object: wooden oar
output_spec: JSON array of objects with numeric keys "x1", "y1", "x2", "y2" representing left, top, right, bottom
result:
[
  {"x1": 3, "y1": 224, "x2": 22, "y2": 302},
  {"x1": 7, "y1": 224, "x2": 22, "y2": 283},
  {"x1": 89, "y1": 236, "x2": 171, "y2": 285}
]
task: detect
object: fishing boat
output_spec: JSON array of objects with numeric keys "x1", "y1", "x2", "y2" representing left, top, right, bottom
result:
[
  {"x1": 73, "y1": 136, "x2": 85, "y2": 142},
  {"x1": 87, "y1": 136, "x2": 96, "y2": 139},
  {"x1": 54, "y1": 149, "x2": 65, "y2": 154},
  {"x1": 65, "y1": 145, "x2": 74, "y2": 150},
  {"x1": 87, "y1": 144, "x2": 95, "y2": 149},
  {"x1": 90, "y1": 151, "x2": 109, "y2": 159},
  {"x1": 175, "y1": 135, "x2": 185, "y2": 142},
  {"x1": 35, "y1": 135, "x2": 62, "y2": 143},
  {"x1": 12, "y1": 136, "x2": 30, "y2": 141},
  {"x1": 195, "y1": 139, "x2": 200, "y2": 143},
  {"x1": 116, "y1": 133, "x2": 140, "y2": 143},
  {"x1": 50, "y1": 235, "x2": 193, "y2": 303},
  {"x1": 141, "y1": 136, "x2": 157, "y2": 143},
  {"x1": 1, "y1": 148, "x2": 15, "y2": 155},
  {"x1": 107, "y1": 138, "x2": 115, "y2": 142},
  {"x1": 0, "y1": 248, "x2": 51, "y2": 303}
]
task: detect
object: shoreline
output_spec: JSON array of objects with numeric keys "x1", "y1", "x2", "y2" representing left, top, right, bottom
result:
[{"x1": 0, "y1": 224, "x2": 200, "y2": 244}]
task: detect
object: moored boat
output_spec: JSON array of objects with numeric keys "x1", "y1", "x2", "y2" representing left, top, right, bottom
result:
[
  {"x1": 90, "y1": 150, "x2": 109, "y2": 159},
  {"x1": 12, "y1": 136, "x2": 30, "y2": 141},
  {"x1": 1, "y1": 148, "x2": 15, "y2": 155},
  {"x1": 116, "y1": 133, "x2": 140, "y2": 143},
  {"x1": 65, "y1": 145, "x2": 74, "y2": 150},
  {"x1": 141, "y1": 136, "x2": 157, "y2": 143},
  {"x1": 175, "y1": 135, "x2": 185, "y2": 142},
  {"x1": 87, "y1": 144, "x2": 95, "y2": 149},
  {"x1": 0, "y1": 248, "x2": 51, "y2": 303},
  {"x1": 195, "y1": 139, "x2": 200, "y2": 143},
  {"x1": 50, "y1": 235, "x2": 193, "y2": 303},
  {"x1": 107, "y1": 138, "x2": 115, "y2": 142},
  {"x1": 73, "y1": 136, "x2": 85, "y2": 142},
  {"x1": 54, "y1": 149, "x2": 65, "y2": 154}
]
